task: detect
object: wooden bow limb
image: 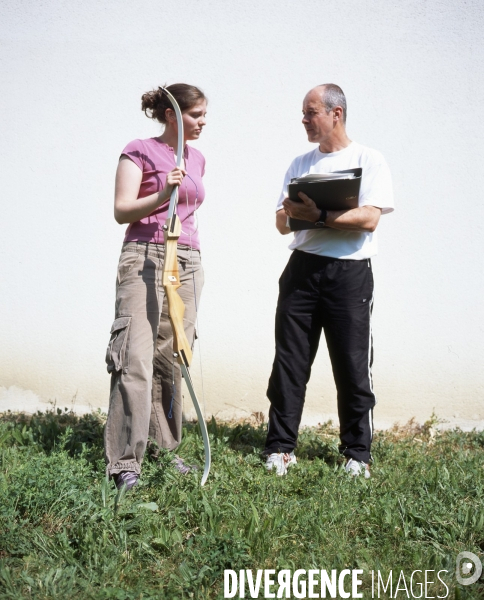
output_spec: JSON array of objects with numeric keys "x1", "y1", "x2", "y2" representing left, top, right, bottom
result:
[{"x1": 160, "y1": 87, "x2": 211, "y2": 486}]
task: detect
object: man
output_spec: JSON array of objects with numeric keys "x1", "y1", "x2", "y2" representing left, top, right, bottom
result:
[{"x1": 265, "y1": 84, "x2": 394, "y2": 478}]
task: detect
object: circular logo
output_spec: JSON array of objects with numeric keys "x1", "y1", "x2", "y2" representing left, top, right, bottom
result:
[{"x1": 456, "y1": 551, "x2": 482, "y2": 586}]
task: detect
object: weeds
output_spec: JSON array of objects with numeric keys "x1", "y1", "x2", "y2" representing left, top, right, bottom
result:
[{"x1": 0, "y1": 409, "x2": 483, "y2": 598}]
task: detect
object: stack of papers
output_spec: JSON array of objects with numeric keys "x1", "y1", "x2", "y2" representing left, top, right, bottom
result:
[{"x1": 292, "y1": 172, "x2": 356, "y2": 183}]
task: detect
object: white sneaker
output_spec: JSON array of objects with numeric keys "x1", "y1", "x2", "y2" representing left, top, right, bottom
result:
[
  {"x1": 266, "y1": 451, "x2": 297, "y2": 476},
  {"x1": 345, "y1": 458, "x2": 371, "y2": 479}
]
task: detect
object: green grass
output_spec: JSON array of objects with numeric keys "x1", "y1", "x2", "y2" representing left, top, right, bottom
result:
[{"x1": 0, "y1": 408, "x2": 484, "y2": 599}]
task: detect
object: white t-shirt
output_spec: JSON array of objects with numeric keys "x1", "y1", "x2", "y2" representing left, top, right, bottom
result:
[{"x1": 276, "y1": 141, "x2": 394, "y2": 259}]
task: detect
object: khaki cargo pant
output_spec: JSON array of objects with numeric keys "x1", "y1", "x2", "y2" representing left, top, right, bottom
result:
[{"x1": 104, "y1": 242, "x2": 203, "y2": 476}]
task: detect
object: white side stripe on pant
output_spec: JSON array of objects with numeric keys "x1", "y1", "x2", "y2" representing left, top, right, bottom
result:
[{"x1": 368, "y1": 294, "x2": 375, "y2": 439}]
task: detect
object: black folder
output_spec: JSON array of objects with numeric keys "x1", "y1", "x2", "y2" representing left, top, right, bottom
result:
[{"x1": 287, "y1": 168, "x2": 362, "y2": 231}]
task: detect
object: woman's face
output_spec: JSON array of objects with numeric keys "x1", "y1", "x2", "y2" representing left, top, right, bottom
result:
[{"x1": 182, "y1": 100, "x2": 207, "y2": 141}]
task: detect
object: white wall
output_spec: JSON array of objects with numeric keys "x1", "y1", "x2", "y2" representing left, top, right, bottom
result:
[{"x1": 1, "y1": 0, "x2": 483, "y2": 429}]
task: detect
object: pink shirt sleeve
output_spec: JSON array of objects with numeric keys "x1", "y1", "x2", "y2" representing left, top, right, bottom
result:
[{"x1": 120, "y1": 139, "x2": 145, "y2": 171}]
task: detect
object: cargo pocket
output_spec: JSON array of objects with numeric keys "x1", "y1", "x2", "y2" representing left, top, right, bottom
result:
[{"x1": 105, "y1": 316, "x2": 132, "y2": 374}]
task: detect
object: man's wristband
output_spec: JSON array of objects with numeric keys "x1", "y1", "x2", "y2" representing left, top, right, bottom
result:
[{"x1": 314, "y1": 209, "x2": 327, "y2": 228}]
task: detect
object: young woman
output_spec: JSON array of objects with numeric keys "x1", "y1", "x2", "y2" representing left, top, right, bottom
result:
[{"x1": 104, "y1": 84, "x2": 208, "y2": 490}]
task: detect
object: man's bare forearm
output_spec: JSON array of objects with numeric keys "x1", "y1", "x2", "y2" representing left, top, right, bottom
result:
[
  {"x1": 325, "y1": 205, "x2": 381, "y2": 232},
  {"x1": 281, "y1": 192, "x2": 382, "y2": 233},
  {"x1": 276, "y1": 209, "x2": 291, "y2": 234}
]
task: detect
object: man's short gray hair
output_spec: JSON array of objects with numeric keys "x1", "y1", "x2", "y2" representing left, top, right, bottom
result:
[{"x1": 320, "y1": 84, "x2": 347, "y2": 123}]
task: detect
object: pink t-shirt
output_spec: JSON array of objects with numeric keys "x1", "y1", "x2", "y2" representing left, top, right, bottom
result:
[{"x1": 121, "y1": 137, "x2": 206, "y2": 249}]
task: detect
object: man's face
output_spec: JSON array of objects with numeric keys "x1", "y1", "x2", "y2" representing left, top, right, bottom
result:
[{"x1": 302, "y1": 88, "x2": 334, "y2": 144}]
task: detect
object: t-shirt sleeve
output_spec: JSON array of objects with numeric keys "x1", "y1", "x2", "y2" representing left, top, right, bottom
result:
[
  {"x1": 359, "y1": 156, "x2": 394, "y2": 214},
  {"x1": 120, "y1": 139, "x2": 145, "y2": 172}
]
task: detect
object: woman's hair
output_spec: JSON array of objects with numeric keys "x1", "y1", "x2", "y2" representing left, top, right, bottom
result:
[{"x1": 141, "y1": 83, "x2": 206, "y2": 124}]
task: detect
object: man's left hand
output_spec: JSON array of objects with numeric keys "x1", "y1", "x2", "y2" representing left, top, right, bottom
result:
[{"x1": 282, "y1": 192, "x2": 320, "y2": 222}]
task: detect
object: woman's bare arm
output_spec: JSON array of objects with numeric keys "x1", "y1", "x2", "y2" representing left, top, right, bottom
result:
[{"x1": 114, "y1": 156, "x2": 185, "y2": 224}]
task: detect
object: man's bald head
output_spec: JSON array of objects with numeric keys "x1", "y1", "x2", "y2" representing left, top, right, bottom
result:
[{"x1": 311, "y1": 84, "x2": 347, "y2": 124}]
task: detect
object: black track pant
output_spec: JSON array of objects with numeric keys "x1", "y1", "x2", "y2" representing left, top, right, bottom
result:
[{"x1": 265, "y1": 250, "x2": 376, "y2": 464}]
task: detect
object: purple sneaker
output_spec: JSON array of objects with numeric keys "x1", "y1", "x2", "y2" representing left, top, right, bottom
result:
[
  {"x1": 113, "y1": 471, "x2": 139, "y2": 490},
  {"x1": 171, "y1": 455, "x2": 198, "y2": 475}
]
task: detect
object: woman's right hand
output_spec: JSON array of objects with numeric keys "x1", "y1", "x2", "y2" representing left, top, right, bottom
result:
[{"x1": 162, "y1": 166, "x2": 186, "y2": 202}]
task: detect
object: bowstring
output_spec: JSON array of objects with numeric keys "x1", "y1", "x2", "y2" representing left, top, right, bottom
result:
[{"x1": 184, "y1": 172, "x2": 207, "y2": 422}]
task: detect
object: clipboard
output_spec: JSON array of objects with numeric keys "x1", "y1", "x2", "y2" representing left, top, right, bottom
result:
[{"x1": 287, "y1": 168, "x2": 362, "y2": 231}]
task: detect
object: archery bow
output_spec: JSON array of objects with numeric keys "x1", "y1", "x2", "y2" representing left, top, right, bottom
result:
[{"x1": 160, "y1": 87, "x2": 211, "y2": 486}]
